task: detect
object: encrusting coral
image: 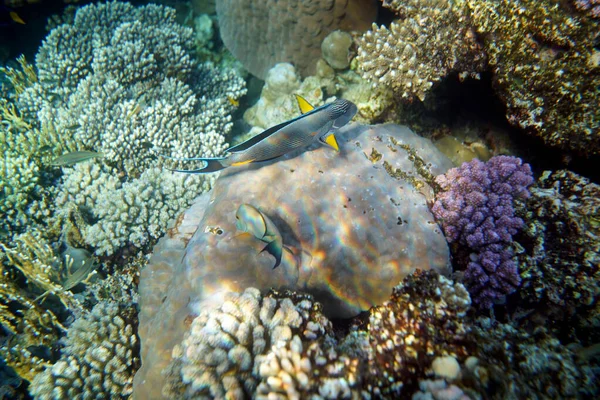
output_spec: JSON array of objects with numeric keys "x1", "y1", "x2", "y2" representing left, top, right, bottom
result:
[
  {"x1": 432, "y1": 156, "x2": 534, "y2": 308},
  {"x1": 29, "y1": 301, "x2": 140, "y2": 399},
  {"x1": 517, "y1": 170, "x2": 600, "y2": 342}
]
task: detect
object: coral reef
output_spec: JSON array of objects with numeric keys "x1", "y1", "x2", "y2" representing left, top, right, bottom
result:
[
  {"x1": 432, "y1": 156, "x2": 534, "y2": 308},
  {"x1": 134, "y1": 123, "x2": 454, "y2": 397},
  {"x1": 472, "y1": 317, "x2": 598, "y2": 398},
  {"x1": 216, "y1": 0, "x2": 377, "y2": 79},
  {"x1": 163, "y1": 288, "x2": 332, "y2": 398},
  {"x1": 358, "y1": 0, "x2": 600, "y2": 154},
  {"x1": 363, "y1": 270, "x2": 472, "y2": 397},
  {"x1": 29, "y1": 301, "x2": 140, "y2": 399},
  {"x1": 517, "y1": 170, "x2": 600, "y2": 342},
  {"x1": 356, "y1": 0, "x2": 486, "y2": 101},
  {"x1": 467, "y1": 0, "x2": 600, "y2": 155},
  {"x1": 2, "y1": 1, "x2": 246, "y2": 255}
]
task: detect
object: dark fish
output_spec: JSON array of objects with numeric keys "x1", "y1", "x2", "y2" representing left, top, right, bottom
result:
[{"x1": 165, "y1": 94, "x2": 357, "y2": 173}]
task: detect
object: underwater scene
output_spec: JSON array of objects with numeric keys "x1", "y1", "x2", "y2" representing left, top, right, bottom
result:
[{"x1": 0, "y1": 0, "x2": 599, "y2": 399}]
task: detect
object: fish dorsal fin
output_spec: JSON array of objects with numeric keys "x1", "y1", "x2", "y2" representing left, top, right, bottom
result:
[
  {"x1": 295, "y1": 94, "x2": 314, "y2": 114},
  {"x1": 226, "y1": 119, "x2": 294, "y2": 154}
]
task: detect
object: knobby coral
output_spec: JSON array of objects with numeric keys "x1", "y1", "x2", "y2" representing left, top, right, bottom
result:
[
  {"x1": 364, "y1": 270, "x2": 472, "y2": 397},
  {"x1": 432, "y1": 156, "x2": 534, "y2": 308},
  {"x1": 29, "y1": 301, "x2": 140, "y2": 399},
  {"x1": 162, "y1": 288, "x2": 332, "y2": 399}
]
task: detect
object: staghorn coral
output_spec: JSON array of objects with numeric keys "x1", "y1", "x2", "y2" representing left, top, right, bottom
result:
[
  {"x1": 517, "y1": 170, "x2": 600, "y2": 342},
  {"x1": 216, "y1": 0, "x2": 377, "y2": 79},
  {"x1": 162, "y1": 288, "x2": 332, "y2": 399},
  {"x1": 467, "y1": 0, "x2": 600, "y2": 155},
  {"x1": 432, "y1": 156, "x2": 534, "y2": 308},
  {"x1": 29, "y1": 301, "x2": 140, "y2": 399},
  {"x1": 134, "y1": 123, "x2": 454, "y2": 398},
  {"x1": 363, "y1": 270, "x2": 472, "y2": 397},
  {"x1": 256, "y1": 335, "x2": 362, "y2": 399},
  {"x1": 356, "y1": 0, "x2": 486, "y2": 101}
]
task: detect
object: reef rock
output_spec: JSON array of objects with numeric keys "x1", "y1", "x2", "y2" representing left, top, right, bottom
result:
[{"x1": 133, "y1": 123, "x2": 454, "y2": 398}]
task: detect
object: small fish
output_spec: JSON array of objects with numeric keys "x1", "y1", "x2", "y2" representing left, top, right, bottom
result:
[
  {"x1": 227, "y1": 96, "x2": 239, "y2": 107},
  {"x1": 1, "y1": 6, "x2": 25, "y2": 26},
  {"x1": 64, "y1": 123, "x2": 81, "y2": 131},
  {"x1": 126, "y1": 103, "x2": 142, "y2": 119},
  {"x1": 235, "y1": 204, "x2": 284, "y2": 269},
  {"x1": 50, "y1": 151, "x2": 104, "y2": 166},
  {"x1": 165, "y1": 94, "x2": 357, "y2": 173}
]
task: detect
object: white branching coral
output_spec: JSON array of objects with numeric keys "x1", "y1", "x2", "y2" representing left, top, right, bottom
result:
[
  {"x1": 55, "y1": 163, "x2": 214, "y2": 255},
  {"x1": 29, "y1": 301, "x2": 140, "y2": 399},
  {"x1": 18, "y1": 1, "x2": 245, "y2": 174},
  {"x1": 4, "y1": 0, "x2": 246, "y2": 255}
]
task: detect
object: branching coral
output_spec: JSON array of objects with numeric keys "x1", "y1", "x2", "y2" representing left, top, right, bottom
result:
[
  {"x1": 432, "y1": 156, "x2": 534, "y2": 308},
  {"x1": 18, "y1": 1, "x2": 246, "y2": 173},
  {"x1": 56, "y1": 163, "x2": 213, "y2": 255},
  {"x1": 29, "y1": 301, "x2": 140, "y2": 399},
  {"x1": 359, "y1": 0, "x2": 599, "y2": 154},
  {"x1": 356, "y1": 0, "x2": 486, "y2": 101},
  {"x1": 3, "y1": 0, "x2": 246, "y2": 256}
]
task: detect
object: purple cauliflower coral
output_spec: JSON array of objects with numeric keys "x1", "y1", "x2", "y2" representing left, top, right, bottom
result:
[{"x1": 432, "y1": 156, "x2": 534, "y2": 308}]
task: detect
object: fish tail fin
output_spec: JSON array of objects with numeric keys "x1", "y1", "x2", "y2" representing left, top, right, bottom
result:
[
  {"x1": 261, "y1": 240, "x2": 283, "y2": 269},
  {"x1": 170, "y1": 157, "x2": 227, "y2": 174}
]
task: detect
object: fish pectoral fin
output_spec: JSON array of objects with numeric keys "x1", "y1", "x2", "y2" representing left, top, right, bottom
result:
[
  {"x1": 295, "y1": 94, "x2": 315, "y2": 114},
  {"x1": 321, "y1": 133, "x2": 340, "y2": 152},
  {"x1": 261, "y1": 240, "x2": 283, "y2": 269}
]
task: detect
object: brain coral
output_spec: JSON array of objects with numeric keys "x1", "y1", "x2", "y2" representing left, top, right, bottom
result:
[
  {"x1": 216, "y1": 0, "x2": 378, "y2": 79},
  {"x1": 133, "y1": 123, "x2": 454, "y2": 397}
]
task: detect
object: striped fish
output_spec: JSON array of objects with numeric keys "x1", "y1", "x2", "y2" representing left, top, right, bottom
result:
[{"x1": 167, "y1": 94, "x2": 357, "y2": 173}]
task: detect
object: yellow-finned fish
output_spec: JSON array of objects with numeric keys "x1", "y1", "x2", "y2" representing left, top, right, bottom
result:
[
  {"x1": 166, "y1": 94, "x2": 357, "y2": 173},
  {"x1": 235, "y1": 204, "x2": 284, "y2": 269},
  {"x1": 49, "y1": 151, "x2": 104, "y2": 166}
]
